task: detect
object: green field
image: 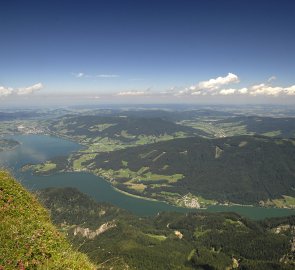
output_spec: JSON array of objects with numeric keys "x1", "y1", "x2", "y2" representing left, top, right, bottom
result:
[{"x1": 22, "y1": 161, "x2": 57, "y2": 174}]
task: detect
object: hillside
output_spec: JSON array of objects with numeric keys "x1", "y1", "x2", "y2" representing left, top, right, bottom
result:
[
  {"x1": 0, "y1": 170, "x2": 96, "y2": 270},
  {"x1": 38, "y1": 187, "x2": 295, "y2": 270},
  {"x1": 46, "y1": 115, "x2": 204, "y2": 151},
  {"x1": 49, "y1": 115, "x2": 197, "y2": 139},
  {"x1": 217, "y1": 116, "x2": 295, "y2": 138},
  {"x1": 0, "y1": 111, "x2": 45, "y2": 121},
  {"x1": 112, "y1": 109, "x2": 234, "y2": 122},
  {"x1": 82, "y1": 135, "x2": 295, "y2": 206},
  {"x1": 1, "y1": 171, "x2": 294, "y2": 270}
]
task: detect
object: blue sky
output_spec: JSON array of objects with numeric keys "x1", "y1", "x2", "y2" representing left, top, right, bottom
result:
[{"x1": 1, "y1": 0, "x2": 295, "y2": 105}]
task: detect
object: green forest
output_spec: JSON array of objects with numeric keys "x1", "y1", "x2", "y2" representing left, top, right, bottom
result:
[{"x1": 38, "y1": 186, "x2": 295, "y2": 270}]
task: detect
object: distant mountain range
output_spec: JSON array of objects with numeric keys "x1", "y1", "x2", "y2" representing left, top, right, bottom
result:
[{"x1": 48, "y1": 115, "x2": 207, "y2": 142}]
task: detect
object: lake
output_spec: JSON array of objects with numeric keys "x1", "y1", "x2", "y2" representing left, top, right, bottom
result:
[{"x1": 1, "y1": 134, "x2": 295, "y2": 219}]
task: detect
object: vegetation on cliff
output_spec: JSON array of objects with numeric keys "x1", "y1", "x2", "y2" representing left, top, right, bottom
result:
[{"x1": 0, "y1": 170, "x2": 96, "y2": 270}]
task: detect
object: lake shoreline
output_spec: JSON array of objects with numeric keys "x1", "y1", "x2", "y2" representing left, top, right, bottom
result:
[{"x1": 1, "y1": 134, "x2": 295, "y2": 220}]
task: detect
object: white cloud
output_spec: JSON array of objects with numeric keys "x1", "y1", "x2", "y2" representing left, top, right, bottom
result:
[
  {"x1": 0, "y1": 86, "x2": 13, "y2": 97},
  {"x1": 17, "y1": 83, "x2": 43, "y2": 95},
  {"x1": 219, "y1": 88, "x2": 236, "y2": 95},
  {"x1": 242, "y1": 83, "x2": 295, "y2": 96},
  {"x1": 175, "y1": 72, "x2": 295, "y2": 98},
  {"x1": 248, "y1": 84, "x2": 283, "y2": 96},
  {"x1": 191, "y1": 91, "x2": 202, "y2": 95},
  {"x1": 180, "y1": 73, "x2": 240, "y2": 96},
  {"x1": 284, "y1": 85, "x2": 295, "y2": 95},
  {"x1": 74, "y1": 72, "x2": 119, "y2": 78},
  {"x1": 217, "y1": 87, "x2": 248, "y2": 95},
  {"x1": 73, "y1": 71, "x2": 295, "y2": 99},
  {"x1": 238, "y1": 87, "x2": 248, "y2": 94},
  {"x1": 116, "y1": 91, "x2": 146, "y2": 96},
  {"x1": 116, "y1": 87, "x2": 151, "y2": 96},
  {"x1": 0, "y1": 83, "x2": 43, "y2": 98},
  {"x1": 268, "y1": 76, "x2": 276, "y2": 82},
  {"x1": 198, "y1": 72, "x2": 239, "y2": 90}
]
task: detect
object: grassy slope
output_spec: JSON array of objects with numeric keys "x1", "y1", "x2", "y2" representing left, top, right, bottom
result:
[{"x1": 0, "y1": 170, "x2": 96, "y2": 270}]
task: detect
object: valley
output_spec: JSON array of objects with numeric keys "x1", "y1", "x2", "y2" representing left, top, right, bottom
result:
[
  {"x1": 3, "y1": 1, "x2": 295, "y2": 268},
  {"x1": 15, "y1": 107, "x2": 295, "y2": 210},
  {"x1": 1, "y1": 107, "x2": 295, "y2": 269},
  {"x1": 37, "y1": 186, "x2": 295, "y2": 270},
  {"x1": 2, "y1": 170, "x2": 295, "y2": 269}
]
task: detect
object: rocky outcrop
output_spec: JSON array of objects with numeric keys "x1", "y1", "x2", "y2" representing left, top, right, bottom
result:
[
  {"x1": 174, "y1": 230, "x2": 183, "y2": 239},
  {"x1": 275, "y1": 225, "x2": 295, "y2": 264},
  {"x1": 73, "y1": 221, "x2": 116, "y2": 239}
]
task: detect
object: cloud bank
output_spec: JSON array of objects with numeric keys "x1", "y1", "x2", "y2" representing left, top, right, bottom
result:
[
  {"x1": 178, "y1": 73, "x2": 240, "y2": 96},
  {"x1": 173, "y1": 73, "x2": 295, "y2": 98},
  {"x1": 246, "y1": 84, "x2": 295, "y2": 96},
  {"x1": 112, "y1": 72, "x2": 295, "y2": 99},
  {"x1": 0, "y1": 86, "x2": 13, "y2": 97},
  {"x1": 17, "y1": 83, "x2": 43, "y2": 95},
  {"x1": 0, "y1": 83, "x2": 43, "y2": 97},
  {"x1": 219, "y1": 88, "x2": 237, "y2": 95}
]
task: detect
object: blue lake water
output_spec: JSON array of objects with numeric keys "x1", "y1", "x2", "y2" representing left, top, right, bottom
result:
[{"x1": 1, "y1": 134, "x2": 295, "y2": 219}]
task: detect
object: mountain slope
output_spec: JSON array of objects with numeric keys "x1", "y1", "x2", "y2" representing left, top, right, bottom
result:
[
  {"x1": 0, "y1": 170, "x2": 96, "y2": 270},
  {"x1": 48, "y1": 115, "x2": 198, "y2": 142},
  {"x1": 86, "y1": 135, "x2": 295, "y2": 205},
  {"x1": 38, "y1": 187, "x2": 295, "y2": 270},
  {"x1": 217, "y1": 116, "x2": 295, "y2": 138},
  {"x1": 49, "y1": 115, "x2": 197, "y2": 137}
]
